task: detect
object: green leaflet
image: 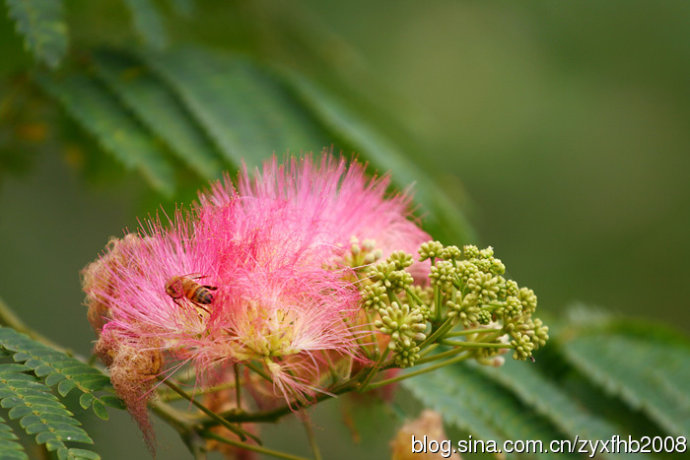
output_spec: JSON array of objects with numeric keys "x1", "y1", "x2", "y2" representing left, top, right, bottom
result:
[
  {"x1": 0, "y1": 413, "x2": 26, "y2": 460},
  {"x1": 93, "y1": 49, "x2": 223, "y2": 180},
  {"x1": 34, "y1": 71, "x2": 176, "y2": 196},
  {"x1": 562, "y1": 331, "x2": 690, "y2": 437},
  {"x1": 122, "y1": 0, "x2": 168, "y2": 50},
  {"x1": 0, "y1": 361, "x2": 100, "y2": 458},
  {"x1": 277, "y1": 70, "x2": 474, "y2": 245},
  {"x1": 143, "y1": 46, "x2": 334, "y2": 168},
  {"x1": 5, "y1": 0, "x2": 68, "y2": 69},
  {"x1": 0, "y1": 327, "x2": 123, "y2": 420},
  {"x1": 477, "y1": 359, "x2": 649, "y2": 460},
  {"x1": 401, "y1": 362, "x2": 573, "y2": 459}
]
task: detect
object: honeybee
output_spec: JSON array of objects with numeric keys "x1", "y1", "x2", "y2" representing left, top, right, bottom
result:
[{"x1": 165, "y1": 275, "x2": 217, "y2": 313}]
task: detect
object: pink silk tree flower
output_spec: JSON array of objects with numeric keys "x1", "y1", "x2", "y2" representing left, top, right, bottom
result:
[
  {"x1": 82, "y1": 153, "x2": 430, "y2": 445},
  {"x1": 193, "y1": 155, "x2": 430, "y2": 398}
]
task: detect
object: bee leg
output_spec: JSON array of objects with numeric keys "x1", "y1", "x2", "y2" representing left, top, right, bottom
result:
[
  {"x1": 194, "y1": 303, "x2": 211, "y2": 314},
  {"x1": 203, "y1": 285, "x2": 218, "y2": 290}
]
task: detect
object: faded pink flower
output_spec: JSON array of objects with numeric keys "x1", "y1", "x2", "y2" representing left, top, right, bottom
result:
[{"x1": 82, "y1": 153, "x2": 430, "y2": 444}]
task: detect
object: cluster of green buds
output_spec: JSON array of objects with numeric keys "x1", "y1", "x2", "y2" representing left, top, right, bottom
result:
[
  {"x1": 343, "y1": 236, "x2": 384, "y2": 269},
  {"x1": 358, "y1": 241, "x2": 549, "y2": 368}
]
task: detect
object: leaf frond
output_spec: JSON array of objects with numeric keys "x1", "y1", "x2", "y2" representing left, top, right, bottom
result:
[
  {"x1": 33, "y1": 71, "x2": 176, "y2": 197},
  {"x1": 0, "y1": 327, "x2": 123, "y2": 420},
  {"x1": 0, "y1": 359, "x2": 100, "y2": 458},
  {"x1": 5, "y1": 0, "x2": 68, "y2": 69}
]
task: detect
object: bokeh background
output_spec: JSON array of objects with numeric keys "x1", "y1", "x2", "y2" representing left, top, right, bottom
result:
[{"x1": 1, "y1": 1, "x2": 689, "y2": 458}]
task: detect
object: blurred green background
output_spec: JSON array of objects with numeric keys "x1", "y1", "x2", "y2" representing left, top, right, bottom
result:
[{"x1": 1, "y1": 1, "x2": 689, "y2": 458}]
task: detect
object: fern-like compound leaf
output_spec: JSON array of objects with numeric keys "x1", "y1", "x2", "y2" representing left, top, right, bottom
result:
[
  {"x1": 402, "y1": 361, "x2": 572, "y2": 459},
  {"x1": 562, "y1": 330, "x2": 690, "y2": 437},
  {"x1": 93, "y1": 50, "x2": 223, "y2": 180},
  {"x1": 0, "y1": 361, "x2": 99, "y2": 458},
  {"x1": 476, "y1": 359, "x2": 649, "y2": 459},
  {"x1": 0, "y1": 327, "x2": 123, "y2": 420},
  {"x1": 0, "y1": 413, "x2": 27, "y2": 460},
  {"x1": 144, "y1": 46, "x2": 333, "y2": 168},
  {"x1": 34, "y1": 71, "x2": 176, "y2": 197},
  {"x1": 5, "y1": 0, "x2": 68, "y2": 69},
  {"x1": 121, "y1": 0, "x2": 168, "y2": 50}
]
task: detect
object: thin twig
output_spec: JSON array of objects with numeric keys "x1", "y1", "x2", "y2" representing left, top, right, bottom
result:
[
  {"x1": 302, "y1": 416, "x2": 323, "y2": 460},
  {"x1": 445, "y1": 327, "x2": 503, "y2": 337},
  {"x1": 418, "y1": 316, "x2": 454, "y2": 350},
  {"x1": 364, "y1": 352, "x2": 471, "y2": 391},
  {"x1": 234, "y1": 363, "x2": 242, "y2": 410},
  {"x1": 439, "y1": 340, "x2": 512, "y2": 349},
  {"x1": 162, "y1": 379, "x2": 262, "y2": 444},
  {"x1": 202, "y1": 430, "x2": 310, "y2": 460}
]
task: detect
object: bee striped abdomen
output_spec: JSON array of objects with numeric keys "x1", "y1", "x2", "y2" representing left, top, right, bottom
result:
[
  {"x1": 191, "y1": 286, "x2": 214, "y2": 304},
  {"x1": 165, "y1": 275, "x2": 217, "y2": 313}
]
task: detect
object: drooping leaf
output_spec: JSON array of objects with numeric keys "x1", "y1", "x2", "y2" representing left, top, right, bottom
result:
[
  {"x1": 562, "y1": 330, "x2": 690, "y2": 437},
  {"x1": 0, "y1": 413, "x2": 27, "y2": 459},
  {"x1": 277, "y1": 70, "x2": 474, "y2": 244},
  {"x1": 121, "y1": 0, "x2": 168, "y2": 50},
  {"x1": 0, "y1": 327, "x2": 122, "y2": 420},
  {"x1": 144, "y1": 46, "x2": 333, "y2": 168},
  {"x1": 5, "y1": 0, "x2": 68, "y2": 68},
  {"x1": 0, "y1": 361, "x2": 99, "y2": 458},
  {"x1": 34, "y1": 71, "x2": 176, "y2": 196},
  {"x1": 402, "y1": 362, "x2": 573, "y2": 459},
  {"x1": 477, "y1": 359, "x2": 649, "y2": 459},
  {"x1": 93, "y1": 49, "x2": 223, "y2": 180}
]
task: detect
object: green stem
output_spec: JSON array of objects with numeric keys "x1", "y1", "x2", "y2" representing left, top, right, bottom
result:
[
  {"x1": 302, "y1": 416, "x2": 323, "y2": 460},
  {"x1": 199, "y1": 381, "x2": 358, "y2": 426},
  {"x1": 418, "y1": 343, "x2": 438, "y2": 359},
  {"x1": 150, "y1": 400, "x2": 193, "y2": 434},
  {"x1": 162, "y1": 379, "x2": 261, "y2": 445},
  {"x1": 353, "y1": 311, "x2": 375, "y2": 360},
  {"x1": 359, "y1": 347, "x2": 390, "y2": 390},
  {"x1": 234, "y1": 363, "x2": 242, "y2": 410},
  {"x1": 439, "y1": 340, "x2": 512, "y2": 349},
  {"x1": 433, "y1": 284, "x2": 442, "y2": 322},
  {"x1": 415, "y1": 346, "x2": 470, "y2": 365},
  {"x1": 151, "y1": 405, "x2": 207, "y2": 459},
  {"x1": 202, "y1": 430, "x2": 309, "y2": 460},
  {"x1": 445, "y1": 327, "x2": 503, "y2": 337},
  {"x1": 418, "y1": 317, "x2": 454, "y2": 350},
  {"x1": 404, "y1": 286, "x2": 424, "y2": 306},
  {"x1": 245, "y1": 360, "x2": 273, "y2": 383},
  {"x1": 364, "y1": 352, "x2": 471, "y2": 391},
  {"x1": 160, "y1": 380, "x2": 247, "y2": 402}
]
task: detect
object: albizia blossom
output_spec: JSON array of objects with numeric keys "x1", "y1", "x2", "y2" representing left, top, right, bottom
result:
[{"x1": 82, "y1": 153, "x2": 430, "y2": 442}]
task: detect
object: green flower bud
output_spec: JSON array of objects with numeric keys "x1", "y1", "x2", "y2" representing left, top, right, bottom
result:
[
  {"x1": 362, "y1": 283, "x2": 388, "y2": 310},
  {"x1": 430, "y1": 260, "x2": 457, "y2": 291},
  {"x1": 519, "y1": 287, "x2": 538, "y2": 314},
  {"x1": 441, "y1": 245, "x2": 462, "y2": 261},
  {"x1": 388, "y1": 251, "x2": 414, "y2": 270},
  {"x1": 477, "y1": 309, "x2": 492, "y2": 325},
  {"x1": 462, "y1": 245, "x2": 480, "y2": 259},
  {"x1": 419, "y1": 241, "x2": 445, "y2": 262}
]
